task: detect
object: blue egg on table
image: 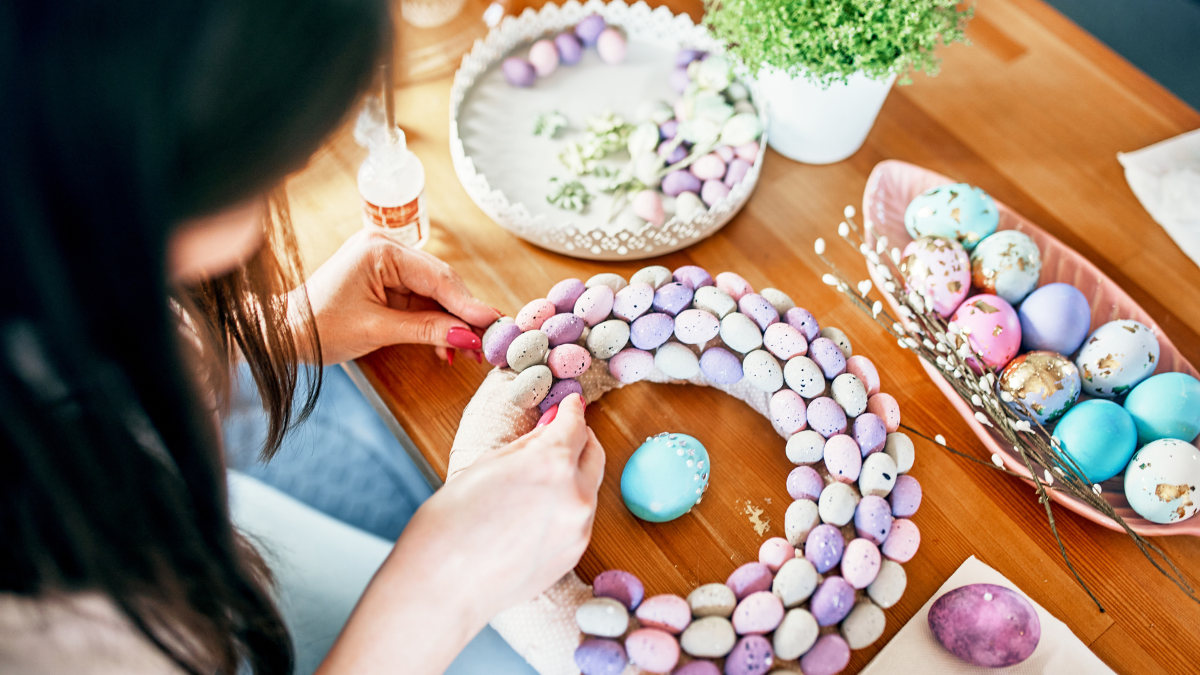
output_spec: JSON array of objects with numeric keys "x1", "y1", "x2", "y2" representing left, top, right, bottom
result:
[
  {"x1": 1123, "y1": 372, "x2": 1200, "y2": 445},
  {"x1": 1075, "y1": 320, "x2": 1160, "y2": 398},
  {"x1": 1018, "y1": 283, "x2": 1091, "y2": 355},
  {"x1": 904, "y1": 183, "x2": 999, "y2": 251},
  {"x1": 621, "y1": 432, "x2": 710, "y2": 522},
  {"x1": 1052, "y1": 399, "x2": 1137, "y2": 483},
  {"x1": 996, "y1": 351, "x2": 1081, "y2": 425},
  {"x1": 969, "y1": 230, "x2": 1042, "y2": 305},
  {"x1": 1123, "y1": 439, "x2": 1200, "y2": 524}
]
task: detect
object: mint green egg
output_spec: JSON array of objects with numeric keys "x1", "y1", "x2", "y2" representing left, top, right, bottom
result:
[
  {"x1": 621, "y1": 433, "x2": 710, "y2": 522},
  {"x1": 904, "y1": 183, "x2": 999, "y2": 251},
  {"x1": 1124, "y1": 372, "x2": 1200, "y2": 445}
]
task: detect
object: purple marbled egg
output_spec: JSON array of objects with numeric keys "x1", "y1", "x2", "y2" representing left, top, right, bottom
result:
[
  {"x1": 652, "y1": 282, "x2": 694, "y2": 316},
  {"x1": 662, "y1": 169, "x2": 702, "y2": 197},
  {"x1": 786, "y1": 466, "x2": 823, "y2": 501},
  {"x1": 853, "y1": 413, "x2": 887, "y2": 456},
  {"x1": 724, "y1": 158, "x2": 751, "y2": 187},
  {"x1": 483, "y1": 322, "x2": 523, "y2": 367},
  {"x1": 700, "y1": 347, "x2": 743, "y2": 384},
  {"x1": 854, "y1": 495, "x2": 893, "y2": 545},
  {"x1": 799, "y1": 634, "x2": 851, "y2": 675},
  {"x1": 737, "y1": 294, "x2": 779, "y2": 331},
  {"x1": 809, "y1": 337, "x2": 847, "y2": 379},
  {"x1": 675, "y1": 309, "x2": 720, "y2": 345},
  {"x1": 542, "y1": 313, "x2": 586, "y2": 347},
  {"x1": 540, "y1": 378, "x2": 583, "y2": 413},
  {"x1": 659, "y1": 142, "x2": 688, "y2": 165},
  {"x1": 502, "y1": 57, "x2": 536, "y2": 87},
  {"x1": 809, "y1": 576, "x2": 855, "y2": 626},
  {"x1": 574, "y1": 638, "x2": 627, "y2": 675},
  {"x1": 608, "y1": 348, "x2": 655, "y2": 384},
  {"x1": 725, "y1": 562, "x2": 773, "y2": 600},
  {"x1": 928, "y1": 584, "x2": 1041, "y2": 667},
  {"x1": 723, "y1": 635, "x2": 774, "y2": 675},
  {"x1": 804, "y1": 523, "x2": 844, "y2": 573},
  {"x1": 548, "y1": 278, "x2": 587, "y2": 314},
  {"x1": 613, "y1": 282, "x2": 655, "y2": 322},
  {"x1": 784, "y1": 307, "x2": 820, "y2": 341},
  {"x1": 593, "y1": 569, "x2": 645, "y2": 610},
  {"x1": 807, "y1": 397, "x2": 848, "y2": 438},
  {"x1": 630, "y1": 312, "x2": 675, "y2": 350},
  {"x1": 555, "y1": 32, "x2": 583, "y2": 65},
  {"x1": 889, "y1": 475, "x2": 923, "y2": 518},
  {"x1": 673, "y1": 265, "x2": 714, "y2": 290},
  {"x1": 575, "y1": 14, "x2": 607, "y2": 45},
  {"x1": 770, "y1": 389, "x2": 807, "y2": 435}
]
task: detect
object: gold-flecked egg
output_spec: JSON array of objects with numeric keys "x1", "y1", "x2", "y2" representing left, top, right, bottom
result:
[{"x1": 997, "y1": 351, "x2": 1081, "y2": 425}]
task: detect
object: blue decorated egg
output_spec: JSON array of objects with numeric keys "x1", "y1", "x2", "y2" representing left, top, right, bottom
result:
[
  {"x1": 1123, "y1": 439, "x2": 1200, "y2": 524},
  {"x1": 904, "y1": 183, "x2": 999, "y2": 251},
  {"x1": 969, "y1": 230, "x2": 1042, "y2": 305},
  {"x1": 1075, "y1": 320, "x2": 1160, "y2": 398},
  {"x1": 996, "y1": 351, "x2": 1080, "y2": 425},
  {"x1": 1052, "y1": 399, "x2": 1137, "y2": 483},
  {"x1": 1123, "y1": 372, "x2": 1200, "y2": 445},
  {"x1": 621, "y1": 433, "x2": 710, "y2": 522}
]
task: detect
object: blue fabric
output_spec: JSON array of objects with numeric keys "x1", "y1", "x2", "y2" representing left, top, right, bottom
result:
[{"x1": 223, "y1": 364, "x2": 537, "y2": 675}]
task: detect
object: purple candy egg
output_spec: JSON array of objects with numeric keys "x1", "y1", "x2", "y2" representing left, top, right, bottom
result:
[
  {"x1": 483, "y1": 322, "x2": 523, "y2": 367},
  {"x1": 853, "y1": 413, "x2": 888, "y2": 456},
  {"x1": 575, "y1": 15, "x2": 607, "y2": 45},
  {"x1": 673, "y1": 265, "x2": 715, "y2": 290},
  {"x1": 502, "y1": 57, "x2": 536, "y2": 87},
  {"x1": 547, "y1": 278, "x2": 587, "y2": 314},
  {"x1": 701, "y1": 179, "x2": 730, "y2": 207},
  {"x1": 555, "y1": 32, "x2": 583, "y2": 65},
  {"x1": 737, "y1": 294, "x2": 779, "y2": 331},
  {"x1": 928, "y1": 584, "x2": 1041, "y2": 667},
  {"x1": 807, "y1": 397, "x2": 848, "y2": 438},
  {"x1": 608, "y1": 348, "x2": 655, "y2": 384},
  {"x1": 809, "y1": 337, "x2": 847, "y2": 379},
  {"x1": 804, "y1": 524, "x2": 845, "y2": 574},
  {"x1": 652, "y1": 282, "x2": 694, "y2": 316},
  {"x1": 676, "y1": 48, "x2": 705, "y2": 67},
  {"x1": 786, "y1": 466, "x2": 824, "y2": 501},
  {"x1": 539, "y1": 378, "x2": 583, "y2": 413},
  {"x1": 854, "y1": 495, "x2": 894, "y2": 545},
  {"x1": 723, "y1": 635, "x2": 774, "y2": 675},
  {"x1": 542, "y1": 313, "x2": 586, "y2": 347},
  {"x1": 669, "y1": 67, "x2": 691, "y2": 94},
  {"x1": 593, "y1": 569, "x2": 645, "y2": 610},
  {"x1": 700, "y1": 347, "x2": 743, "y2": 384},
  {"x1": 724, "y1": 158, "x2": 751, "y2": 187},
  {"x1": 662, "y1": 169, "x2": 702, "y2": 196},
  {"x1": 889, "y1": 475, "x2": 923, "y2": 518},
  {"x1": 725, "y1": 562, "x2": 773, "y2": 600},
  {"x1": 784, "y1": 307, "x2": 820, "y2": 341},
  {"x1": 660, "y1": 119, "x2": 679, "y2": 141},
  {"x1": 809, "y1": 576, "x2": 856, "y2": 626},
  {"x1": 659, "y1": 142, "x2": 688, "y2": 165},
  {"x1": 675, "y1": 661, "x2": 720, "y2": 675},
  {"x1": 630, "y1": 312, "x2": 676, "y2": 350},
  {"x1": 799, "y1": 634, "x2": 851, "y2": 675},
  {"x1": 574, "y1": 638, "x2": 627, "y2": 675}
]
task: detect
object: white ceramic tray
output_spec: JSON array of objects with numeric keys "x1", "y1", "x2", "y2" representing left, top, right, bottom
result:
[{"x1": 449, "y1": 0, "x2": 768, "y2": 260}]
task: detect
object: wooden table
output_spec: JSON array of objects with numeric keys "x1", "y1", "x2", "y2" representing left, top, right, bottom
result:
[{"x1": 287, "y1": 0, "x2": 1200, "y2": 671}]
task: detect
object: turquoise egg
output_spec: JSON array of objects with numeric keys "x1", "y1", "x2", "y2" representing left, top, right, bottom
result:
[
  {"x1": 904, "y1": 183, "x2": 999, "y2": 251},
  {"x1": 1052, "y1": 399, "x2": 1137, "y2": 482},
  {"x1": 621, "y1": 432, "x2": 710, "y2": 522},
  {"x1": 1124, "y1": 372, "x2": 1200, "y2": 445},
  {"x1": 1123, "y1": 439, "x2": 1200, "y2": 524}
]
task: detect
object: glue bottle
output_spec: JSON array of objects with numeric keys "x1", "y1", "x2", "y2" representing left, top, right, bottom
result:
[{"x1": 358, "y1": 125, "x2": 430, "y2": 248}]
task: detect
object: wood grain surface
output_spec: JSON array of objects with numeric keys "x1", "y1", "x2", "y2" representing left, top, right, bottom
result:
[{"x1": 286, "y1": 0, "x2": 1200, "y2": 671}]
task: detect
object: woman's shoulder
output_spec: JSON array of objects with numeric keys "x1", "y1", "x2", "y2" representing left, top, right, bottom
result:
[{"x1": 0, "y1": 591, "x2": 187, "y2": 675}]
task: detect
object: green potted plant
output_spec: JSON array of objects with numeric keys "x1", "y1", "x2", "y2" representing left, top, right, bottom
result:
[{"x1": 704, "y1": 0, "x2": 972, "y2": 164}]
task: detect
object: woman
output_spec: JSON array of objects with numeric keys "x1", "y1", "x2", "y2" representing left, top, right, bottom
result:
[{"x1": 0, "y1": 1, "x2": 604, "y2": 674}]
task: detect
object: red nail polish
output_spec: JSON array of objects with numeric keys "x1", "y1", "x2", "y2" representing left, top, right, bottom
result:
[
  {"x1": 447, "y1": 326, "x2": 482, "y2": 350},
  {"x1": 536, "y1": 405, "x2": 558, "y2": 428},
  {"x1": 446, "y1": 349, "x2": 456, "y2": 366},
  {"x1": 472, "y1": 350, "x2": 483, "y2": 364}
]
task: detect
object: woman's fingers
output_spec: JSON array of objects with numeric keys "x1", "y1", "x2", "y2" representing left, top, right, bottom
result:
[
  {"x1": 541, "y1": 394, "x2": 590, "y2": 461},
  {"x1": 370, "y1": 308, "x2": 481, "y2": 349},
  {"x1": 577, "y1": 427, "x2": 605, "y2": 498},
  {"x1": 375, "y1": 241, "x2": 499, "y2": 328}
]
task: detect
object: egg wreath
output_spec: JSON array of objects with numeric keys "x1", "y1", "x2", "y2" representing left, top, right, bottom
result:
[{"x1": 449, "y1": 264, "x2": 923, "y2": 675}]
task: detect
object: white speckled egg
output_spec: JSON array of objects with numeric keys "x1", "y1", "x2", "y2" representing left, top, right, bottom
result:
[
  {"x1": 831, "y1": 373, "x2": 868, "y2": 417},
  {"x1": 586, "y1": 273, "x2": 628, "y2": 294},
  {"x1": 786, "y1": 430, "x2": 826, "y2": 465},
  {"x1": 784, "y1": 356, "x2": 826, "y2": 398},
  {"x1": 508, "y1": 364, "x2": 552, "y2": 409},
  {"x1": 858, "y1": 452, "x2": 898, "y2": 498},
  {"x1": 1075, "y1": 320, "x2": 1160, "y2": 398},
  {"x1": 759, "y1": 288, "x2": 796, "y2": 315},
  {"x1": 1124, "y1": 439, "x2": 1200, "y2": 524},
  {"x1": 743, "y1": 350, "x2": 784, "y2": 393},
  {"x1": 969, "y1": 230, "x2": 1042, "y2": 305},
  {"x1": 719, "y1": 312, "x2": 763, "y2": 353},
  {"x1": 904, "y1": 183, "x2": 999, "y2": 251},
  {"x1": 586, "y1": 319, "x2": 631, "y2": 360},
  {"x1": 820, "y1": 327, "x2": 853, "y2": 359},
  {"x1": 693, "y1": 286, "x2": 737, "y2": 318},
  {"x1": 631, "y1": 265, "x2": 672, "y2": 290},
  {"x1": 506, "y1": 330, "x2": 549, "y2": 372},
  {"x1": 656, "y1": 342, "x2": 700, "y2": 380}
]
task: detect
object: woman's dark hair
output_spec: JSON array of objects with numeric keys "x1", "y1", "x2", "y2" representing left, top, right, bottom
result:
[{"x1": 0, "y1": 1, "x2": 387, "y2": 673}]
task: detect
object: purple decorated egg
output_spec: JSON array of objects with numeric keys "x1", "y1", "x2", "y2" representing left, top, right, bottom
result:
[
  {"x1": 724, "y1": 158, "x2": 751, "y2": 186},
  {"x1": 807, "y1": 397, "x2": 848, "y2": 439},
  {"x1": 608, "y1": 348, "x2": 655, "y2": 384},
  {"x1": 889, "y1": 475, "x2": 922, "y2": 518},
  {"x1": 928, "y1": 584, "x2": 1041, "y2": 667},
  {"x1": 636, "y1": 594, "x2": 692, "y2": 634},
  {"x1": 786, "y1": 466, "x2": 824, "y2": 501},
  {"x1": 660, "y1": 119, "x2": 679, "y2": 141},
  {"x1": 548, "y1": 278, "x2": 587, "y2": 314},
  {"x1": 900, "y1": 236, "x2": 971, "y2": 317},
  {"x1": 881, "y1": 519, "x2": 920, "y2": 563},
  {"x1": 699, "y1": 346, "x2": 743, "y2": 384},
  {"x1": 574, "y1": 638, "x2": 627, "y2": 675},
  {"x1": 555, "y1": 32, "x2": 583, "y2": 65},
  {"x1": 725, "y1": 562, "x2": 773, "y2": 600},
  {"x1": 723, "y1": 635, "x2": 774, "y2": 675},
  {"x1": 809, "y1": 337, "x2": 847, "y2": 379},
  {"x1": 673, "y1": 265, "x2": 714, "y2": 290},
  {"x1": 502, "y1": 57, "x2": 536, "y2": 87},
  {"x1": 809, "y1": 576, "x2": 855, "y2": 626},
  {"x1": 613, "y1": 282, "x2": 655, "y2": 322},
  {"x1": 841, "y1": 538, "x2": 882, "y2": 589},
  {"x1": 652, "y1": 282, "x2": 694, "y2": 316},
  {"x1": 731, "y1": 591, "x2": 784, "y2": 635},
  {"x1": 1018, "y1": 282, "x2": 1091, "y2": 355},
  {"x1": 631, "y1": 312, "x2": 676, "y2": 350},
  {"x1": 542, "y1": 313, "x2": 586, "y2": 347},
  {"x1": 798, "y1": 634, "x2": 851, "y2": 675},
  {"x1": 784, "y1": 307, "x2": 820, "y2": 341},
  {"x1": 738, "y1": 294, "x2": 779, "y2": 331},
  {"x1": 593, "y1": 569, "x2": 645, "y2": 610},
  {"x1": 625, "y1": 628, "x2": 680, "y2": 674},
  {"x1": 770, "y1": 389, "x2": 807, "y2": 435},
  {"x1": 484, "y1": 322, "x2": 523, "y2": 367},
  {"x1": 662, "y1": 169, "x2": 702, "y2": 196},
  {"x1": 575, "y1": 14, "x2": 607, "y2": 45},
  {"x1": 853, "y1": 413, "x2": 887, "y2": 456},
  {"x1": 547, "y1": 344, "x2": 592, "y2": 379},
  {"x1": 715, "y1": 272, "x2": 754, "y2": 301},
  {"x1": 804, "y1": 524, "x2": 845, "y2": 574},
  {"x1": 574, "y1": 285, "x2": 615, "y2": 327},
  {"x1": 854, "y1": 495, "x2": 893, "y2": 545},
  {"x1": 674, "y1": 309, "x2": 720, "y2": 345}
]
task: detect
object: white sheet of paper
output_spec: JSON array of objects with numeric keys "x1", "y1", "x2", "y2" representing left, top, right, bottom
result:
[{"x1": 1118, "y1": 128, "x2": 1200, "y2": 269}]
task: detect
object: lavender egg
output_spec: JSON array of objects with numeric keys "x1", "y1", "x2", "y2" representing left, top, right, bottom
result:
[
  {"x1": 854, "y1": 495, "x2": 893, "y2": 545},
  {"x1": 547, "y1": 278, "x2": 586, "y2": 313},
  {"x1": 663, "y1": 169, "x2": 702, "y2": 197},
  {"x1": 900, "y1": 236, "x2": 970, "y2": 317},
  {"x1": 613, "y1": 282, "x2": 655, "y2": 322},
  {"x1": 575, "y1": 14, "x2": 606, "y2": 45},
  {"x1": 700, "y1": 347, "x2": 743, "y2": 385},
  {"x1": 542, "y1": 313, "x2": 586, "y2": 347},
  {"x1": 608, "y1": 348, "x2": 655, "y2": 384},
  {"x1": 555, "y1": 32, "x2": 583, "y2": 65},
  {"x1": 660, "y1": 119, "x2": 679, "y2": 140},
  {"x1": 807, "y1": 397, "x2": 847, "y2": 438},
  {"x1": 785, "y1": 307, "x2": 820, "y2": 341},
  {"x1": 593, "y1": 569, "x2": 645, "y2": 610},
  {"x1": 809, "y1": 337, "x2": 847, "y2": 379},
  {"x1": 483, "y1": 322, "x2": 523, "y2": 367},
  {"x1": 540, "y1": 378, "x2": 583, "y2": 413},
  {"x1": 701, "y1": 179, "x2": 730, "y2": 207},
  {"x1": 726, "y1": 562, "x2": 774, "y2": 600},
  {"x1": 889, "y1": 475, "x2": 922, "y2": 518},
  {"x1": 928, "y1": 584, "x2": 1041, "y2": 667},
  {"x1": 630, "y1": 312, "x2": 675, "y2": 350},
  {"x1": 501, "y1": 57, "x2": 536, "y2": 87},
  {"x1": 652, "y1": 282, "x2": 694, "y2": 316},
  {"x1": 659, "y1": 142, "x2": 688, "y2": 165},
  {"x1": 799, "y1": 634, "x2": 851, "y2": 675},
  {"x1": 738, "y1": 294, "x2": 779, "y2": 331},
  {"x1": 675, "y1": 309, "x2": 721, "y2": 345},
  {"x1": 723, "y1": 635, "x2": 774, "y2": 675},
  {"x1": 574, "y1": 638, "x2": 627, "y2": 675},
  {"x1": 786, "y1": 466, "x2": 823, "y2": 501},
  {"x1": 1018, "y1": 282, "x2": 1091, "y2": 355},
  {"x1": 804, "y1": 524, "x2": 844, "y2": 574},
  {"x1": 673, "y1": 265, "x2": 715, "y2": 290},
  {"x1": 809, "y1": 576, "x2": 856, "y2": 626}
]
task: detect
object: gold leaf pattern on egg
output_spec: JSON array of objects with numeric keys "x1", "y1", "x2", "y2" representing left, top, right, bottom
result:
[
  {"x1": 947, "y1": 280, "x2": 962, "y2": 293},
  {"x1": 992, "y1": 325, "x2": 1004, "y2": 336},
  {"x1": 950, "y1": 207, "x2": 962, "y2": 223},
  {"x1": 1097, "y1": 354, "x2": 1121, "y2": 374},
  {"x1": 1155, "y1": 483, "x2": 1191, "y2": 503},
  {"x1": 974, "y1": 300, "x2": 1000, "y2": 314},
  {"x1": 1123, "y1": 325, "x2": 1137, "y2": 334}
]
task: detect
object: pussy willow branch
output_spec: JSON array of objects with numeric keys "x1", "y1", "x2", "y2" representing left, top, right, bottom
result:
[{"x1": 814, "y1": 206, "x2": 1197, "y2": 609}]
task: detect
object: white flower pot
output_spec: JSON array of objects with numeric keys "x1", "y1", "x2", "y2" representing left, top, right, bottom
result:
[{"x1": 755, "y1": 69, "x2": 897, "y2": 165}]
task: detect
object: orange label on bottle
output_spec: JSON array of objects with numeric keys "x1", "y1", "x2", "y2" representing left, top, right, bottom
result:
[{"x1": 362, "y1": 195, "x2": 421, "y2": 229}]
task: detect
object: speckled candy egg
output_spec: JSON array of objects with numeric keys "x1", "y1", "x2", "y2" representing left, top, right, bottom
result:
[
  {"x1": 738, "y1": 294, "x2": 779, "y2": 331},
  {"x1": 809, "y1": 337, "x2": 847, "y2": 379},
  {"x1": 853, "y1": 413, "x2": 887, "y2": 456},
  {"x1": 574, "y1": 285, "x2": 615, "y2": 327},
  {"x1": 548, "y1": 278, "x2": 586, "y2": 313},
  {"x1": 997, "y1": 351, "x2": 1081, "y2": 424},
  {"x1": 758, "y1": 537, "x2": 796, "y2": 572},
  {"x1": 1018, "y1": 282, "x2": 1091, "y2": 355},
  {"x1": 1052, "y1": 399, "x2": 1137, "y2": 482},
  {"x1": 508, "y1": 364, "x2": 552, "y2": 409},
  {"x1": 783, "y1": 356, "x2": 824, "y2": 398},
  {"x1": 574, "y1": 638, "x2": 627, "y2": 675},
  {"x1": 636, "y1": 594, "x2": 692, "y2": 634},
  {"x1": 928, "y1": 584, "x2": 1040, "y2": 667},
  {"x1": 587, "y1": 320, "x2": 630, "y2": 360},
  {"x1": 841, "y1": 538, "x2": 882, "y2": 589},
  {"x1": 656, "y1": 342, "x2": 700, "y2": 380},
  {"x1": 732, "y1": 592, "x2": 785, "y2": 635},
  {"x1": 900, "y1": 236, "x2": 971, "y2": 317},
  {"x1": 969, "y1": 230, "x2": 1042, "y2": 304},
  {"x1": 772, "y1": 558, "x2": 819, "y2": 608},
  {"x1": 799, "y1": 634, "x2": 851, "y2": 675},
  {"x1": 547, "y1": 344, "x2": 591, "y2": 379},
  {"x1": 540, "y1": 378, "x2": 582, "y2": 413},
  {"x1": 700, "y1": 347, "x2": 743, "y2": 385},
  {"x1": 1075, "y1": 320, "x2": 1160, "y2": 398},
  {"x1": 653, "y1": 282, "x2": 694, "y2": 316},
  {"x1": 720, "y1": 313, "x2": 763, "y2": 353},
  {"x1": 809, "y1": 576, "x2": 855, "y2": 626},
  {"x1": 772, "y1": 608, "x2": 818, "y2": 660},
  {"x1": 675, "y1": 309, "x2": 721, "y2": 345},
  {"x1": 742, "y1": 350, "x2": 783, "y2": 393},
  {"x1": 785, "y1": 499, "x2": 821, "y2": 546},
  {"x1": 889, "y1": 475, "x2": 922, "y2": 518},
  {"x1": 608, "y1": 348, "x2": 655, "y2": 384},
  {"x1": 694, "y1": 286, "x2": 737, "y2": 318},
  {"x1": 625, "y1": 628, "x2": 679, "y2": 673},
  {"x1": 1124, "y1": 372, "x2": 1200, "y2": 445},
  {"x1": 804, "y1": 524, "x2": 844, "y2": 573},
  {"x1": 593, "y1": 569, "x2": 645, "y2": 610},
  {"x1": 786, "y1": 466, "x2": 823, "y2": 501},
  {"x1": 1123, "y1": 439, "x2": 1200, "y2": 523},
  {"x1": 904, "y1": 183, "x2": 999, "y2": 251},
  {"x1": 506, "y1": 330, "x2": 549, "y2": 373},
  {"x1": 688, "y1": 583, "x2": 737, "y2": 618},
  {"x1": 483, "y1": 321, "x2": 523, "y2": 367},
  {"x1": 950, "y1": 295, "x2": 1021, "y2": 372},
  {"x1": 807, "y1": 397, "x2": 847, "y2": 438},
  {"x1": 673, "y1": 265, "x2": 715, "y2": 290},
  {"x1": 771, "y1": 390, "x2": 808, "y2": 436},
  {"x1": 854, "y1": 495, "x2": 893, "y2": 545},
  {"x1": 784, "y1": 307, "x2": 820, "y2": 341},
  {"x1": 822, "y1": 434, "x2": 861, "y2": 483},
  {"x1": 786, "y1": 431, "x2": 825, "y2": 465},
  {"x1": 576, "y1": 597, "x2": 630, "y2": 637},
  {"x1": 830, "y1": 373, "x2": 868, "y2": 417},
  {"x1": 723, "y1": 635, "x2": 774, "y2": 675},
  {"x1": 542, "y1": 312, "x2": 586, "y2": 347},
  {"x1": 818, "y1": 483, "x2": 859, "y2": 527},
  {"x1": 631, "y1": 265, "x2": 672, "y2": 290},
  {"x1": 880, "y1": 518, "x2": 920, "y2": 563},
  {"x1": 621, "y1": 433, "x2": 710, "y2": 522},
  {"x1": 680, "y1": 618, "x2": 736, "y2": 658},
  {"x1": 675, "y1": 661, "x2": 721, "y2": 675},
  {"x1": 762, "y1": 323, "x2": 807, "y2": 361},
  {"x1": 726, "y1": 562, "x2": 774, "y2": 600},
  {"x1": 613, "y1": 282, "x2": 655, "y2": 322},
  {"x1": 631, "y1": 312, "x2": 675, "y2": 350},
  {"x1": 846, "y1": 355, "x2": 880, "y2": 396}
]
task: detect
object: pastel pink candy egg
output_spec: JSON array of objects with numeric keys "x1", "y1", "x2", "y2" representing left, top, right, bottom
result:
[
  {"x1": 547, "y1": 344, "x2": 591, "y2": 379},
  {"x1": 731, "y1": 591, "x2": 784, "y2": 635},
  {"x1": 735, "y1": 141, "x2": 759, "y2": 162},
  {"x1": 769, "y1": 389, "x2": 807, "y2": 435},
  {"x1": 528, "y1": 38, "x2": 559, "y2": 77},
  {"x1": 714, "y1": 145, "x2": 735, "y2": 162},
  {"x1": 596, "y1": 27, "x2": 627, "y2": 64},
  {"x1": 593, "y1": 569, "x2": 644, "y2": 610},
  {"x1": 613, "y1": 282, "x2": 655, "y2": 322},
  {"x1": 866, "y1": 393, "x2": 901, "y2": 432},
  {"x1": 763, "y1": 323, "x2": 807, "y2": 361},
  {"x1": 881, "y1": 519, "x2": 920, "y2": 563},
  {"x1": 715, "y1": 271, "x2": 754, "y2": 301},
  {"x1": 845, "y1": 355, "x2": 880, "y2": 396},
  {"x1": 574, "y1": 285, "x2": 615, "y2": 326},
  {"x1": 757, "y1": 537, "x2": 796, "y2": 572},
  {"x1": 901, "y1": 236, "x2": 970, "y2": 317},
  {"x1": 635, "y1": 594, "x2": 692, "y2": 634},
  {"x1": 950, "y1": 294, "x2": 1022, "y2": 371},
  {"x1": 624, "y1": 628, "x2": 679, "y2": 673},
  {"x1": 725, "y1": 562, "x2": 773, "y2": 600},
  {"x1": 674, "y1": 308, "x2": 720, "y2": 345},
  {"x1": 690, "y1": 153, "x2": 727, "y2": 181},
  {"x1": 608, "y1": 348, "x2": 654, "y2": 384},
  {"x1": 700, "y1": 179, "x2": 730, "y2": 207},
  {"x1": 841, "y1": 538, "x2": 882, "y2": 589},
  {"x1": 724, "y1": 158, "x2": 751, "y2": 187},
  {"x1": 786, "y1": 466, "x2": 823, "y2": 501},
  {"x1": 516, "y1": 298, "x2": 556, "y2": 331},
  {"x1": 800, "y1": 634, "x2": 850, "y2": 675},
  {"x1": 632, "y1": 189, "x2": 665, "y2": 226},
  {"x1": 823, "y1": 434, "x2": 862, "y2": 483}
]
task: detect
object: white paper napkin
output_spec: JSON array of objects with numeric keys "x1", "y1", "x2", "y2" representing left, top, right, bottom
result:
[
  {"x1": 860, "y1": 556, "x2": 1114, "y2": 675},
  {"x1": 1118, "y1": 128, "x2": 1200, "y2": 268}
]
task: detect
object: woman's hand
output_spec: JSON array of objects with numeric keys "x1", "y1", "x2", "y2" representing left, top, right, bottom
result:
[
  {"x1": 317, "y1": 394, "x2": 603, "y2": 675},
  {"x1": 294, "y1": 230, "x2": 500, "y2": 364}
]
